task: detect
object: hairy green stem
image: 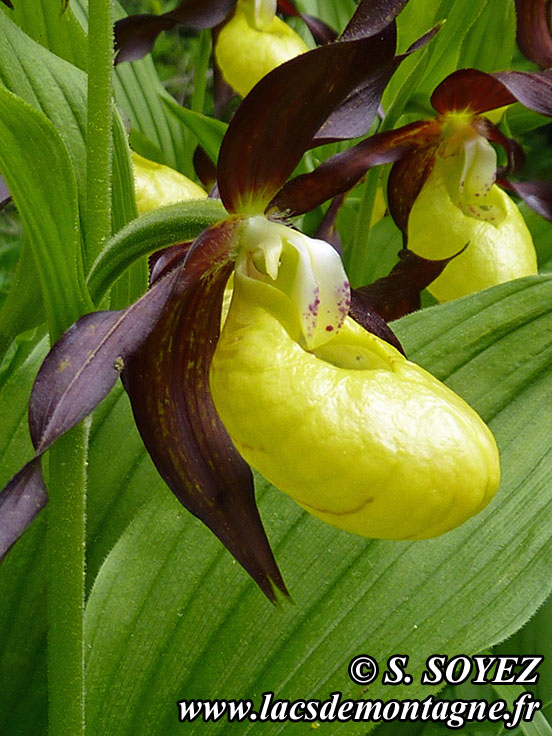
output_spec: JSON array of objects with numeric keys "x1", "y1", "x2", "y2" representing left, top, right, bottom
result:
[
  {"x1": 47, "y1": 0, "x2": 113, "y2": 731},
  {"x1": 344, "y1": 167, "x2": 381, "y2": 287},
  {"x1": 47, "y1": 421, "x2": 89, "y2": 736},
  {"x1": 191, "y1": 31, "x2": 211, "y2": 114},
  {"x1": 85, "y1": 0, "x2": 113, "y2": 268}
]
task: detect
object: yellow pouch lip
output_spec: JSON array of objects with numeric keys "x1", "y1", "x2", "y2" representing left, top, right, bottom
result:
[
  {"x1": 214, "y1": 0, "x2": 309, "y2": 97},
  {"x1": 131, "y1": 151, "x2": 207, "y2": 214},
  {"x1": 408, "y1": 159, "x2": 538, "y2": 302},
  {"x1": 211, "y1": 268, "x2": 500, "y2": 540}
]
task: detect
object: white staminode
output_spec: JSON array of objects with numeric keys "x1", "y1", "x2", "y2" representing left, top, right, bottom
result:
[
  {"x1": 252, "y1": 0, "x2": 277, "y2": 29},
  {"x1": 237, "y1": 216, "x2": 351, "y2": 350},
  {"x1": 440, "y1": 130, "x2": 504, "y2": 224}
]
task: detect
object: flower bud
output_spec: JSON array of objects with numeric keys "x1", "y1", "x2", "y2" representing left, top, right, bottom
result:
[
  {"x1": 210, "y1": 226, "x2": 500, "y2": 541},
  {"x1": 131, "y1": 151, "x2": 207, "y2": 214},
  {"x1": 214, "y1": 0, "x2": 308, "y2": 98}
]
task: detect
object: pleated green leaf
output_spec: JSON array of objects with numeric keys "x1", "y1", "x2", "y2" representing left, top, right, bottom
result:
[
  {"x1": 0, "y1": 86, "x2": 92, "y2": 338},
  {"x1": 0, "y1": 348, "x2": 165, "y2": 734},
  {"x1": 83, "y1": 274, "x2": 552, "y2": 735},
  {"x1": 162, "y1": 99, "x2": 228, "y2": 165}
]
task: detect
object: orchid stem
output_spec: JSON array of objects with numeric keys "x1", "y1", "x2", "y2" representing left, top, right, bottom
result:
[
  {"x1": 47, "y1": 0, "x2": 113, "y2": 732},
  {"x1": 85, "y1": 0, "x2": 113, "y2": 269},
  {"x1": 47, "y1": 420, "x2": 89, "y2": 736},
  {"x1": 191, "y1": 30, "x2": 211, "y2": 115},
  {"x1": 345, "y1": 167, "x2": 381, "y2": 287}
]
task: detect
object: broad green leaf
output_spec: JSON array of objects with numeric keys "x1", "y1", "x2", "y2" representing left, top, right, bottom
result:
[
  {"x1": 496, "y1": 594, "x2": 552, "y2": 725},
  {"x1": 340, "y1": 214, "x2": 402, "y2": 287},
  {"x1": 163, "y1": 99, "x2": 228, "y2": 165},
  {"x1": 3, "y1": 0, "x2": 193, "y2": 175},
  {"x1": 385, "y1": 0, "x2": 516, "y2": 122},
  {"x1": 0, "y1": 8, "x2": 141, "y2": 306},
  {"x1": 0, "y1": 9, "x2": 89, "y2": 221},
  {"x1": 85, "y1": 275, "x2": 552, "y2": 734},
  {"x1": 0, "y1": 348, "x2": 165, "y2": 733},
  {"x1": 493, "y1": 685, "x2": 552, "y2": 736},
  {"x1": 0, "y1": 238, "x2": 44, "y2": 364},
  {"x1": 0, "y1": 0, "x2": 88, "y2": 69},
  {"x1": 0, "y1": 338, "x2": 48, "y2": 736},
  {"x1": 519, "y1": 202, "x2": 552, "y2": 272},
  {"x1": 0, "y1": 86, "x2": 92, "y2": 338},
  {"x1": 71, "y1": 0, "x2": 197, "y2": 177}
]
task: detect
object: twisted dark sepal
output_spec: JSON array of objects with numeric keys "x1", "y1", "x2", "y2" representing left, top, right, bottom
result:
[
  {"x1": 114, "y1": 0, "x2": 236, "y2": 64},
  {"x1": 352, "y1": 247, "x2": 465, "y2": 326},
  {"x1": 312, "y1": 19, "x2": 440, "y2": 145},
  {"x1": 277, "y1": 0, "x2": 337, "y2": 44},
  {"x1": 275, "y1": 120, "x2": 433, "y2": 218},
  {"x1": 123, "y1": 220, "x2": 288, "y2": 602},
  {"x1": 431, "y1": 67, "x2": 552, "y2": 118},
  {"x1": 500, "y1": 178, "x2": 552, "y2": 221},
  {"x1": 217, "y1": 9, "x2": 404, "y2": 215},
  {"x1": 514, "y1": 0, "x2": 552, "y2": 69},
  {"x1": 0, "y1": 263, "x2": 182, "y2": 561},
  {"x1": 0, "y1": 173, "x2": 11, "y2": 210}
]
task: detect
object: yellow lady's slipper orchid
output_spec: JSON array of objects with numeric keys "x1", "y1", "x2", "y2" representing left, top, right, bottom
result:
[
  {"x1": 214, "y1": 0, "x2": 309, "y2": 97},
  {"x1": 131, "y1": 151, "x2": 207, "y2": 214},
  {"x1": 408, "y1": 126, "x2": 537, "y2": 303},
  {"x1": 210, "y1": 217, "x2": 500, "y2": 541}
]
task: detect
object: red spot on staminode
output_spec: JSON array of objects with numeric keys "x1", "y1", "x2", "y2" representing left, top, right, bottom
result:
[{"x1": 325, "y1": 325, "x2": 334, "y2": 332}]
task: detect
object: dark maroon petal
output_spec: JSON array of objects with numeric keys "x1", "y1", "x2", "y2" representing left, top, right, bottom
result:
[
  {"x1": 273, "y1": 120, "x2": 434, "y2": 218},
  {"x1": 473, "y1": 116, "x2": 525, "y2": 175},
  {"x1": 0, "y1": 459, "x2": 47, "y2": 561},
  {"x1": 499, "y1": 178, "x2": 552, "y2": 221},
  {"x1": 28, "y1": 270, "x2": 181, "y2": 453},
  {"x1": 313, "y1": 24, "x2": 440, "y2": 145},
  {"x1": 277, "y1": 0, "x2": 337, "y2": 43},
  {"x1": 218, "y1": 31, "x2": 400, "y2": 214},
  {"x1": 348, "y1": 294, "x2": 405, "y2": 355},
  {"x1": 0, "y1": 174, "x2": 10, "y2": 210},
  {"x1": 353, "y1": 248, "x2": 465, "y2": 323},
  {"x1": 314, "y1": 194, "x2": 346, "y2": 253},
  {"x1": 114, "y1": 15, "x2": 174, "y2": 64},
  {"x1": 193, "y1": 146, "x2": 218, "y2": 190},
  {"x1": 149, "y1": 242, "x2": 192, "y2": 284},
  {"x1": 515, "y1": 0, "x2": 552, "y2": 69},
  {"x1": 123, "y1": 226, "x2": 287, "y2": 602},
  {"x1": 212, "y1": 43, "x2": 237, "y2": 119},
  {"x1": 312, "y1": 65, "x2": 396, "y2": 145},
  {"x1": 431, "y1": 69, "x2": 518, "y2": 115},
  {"x1": 114, "y1": 0, "x2": 236, "y2": 64},
  {"x1": 387, "y1": 140, "x2": 438, "y2": 236},
  {"x1": 492, "y1": 70, "x2": 552, "y2": 116},
  {"x1": 341, "y1": 0, "x2": 409, "y2": 40}
]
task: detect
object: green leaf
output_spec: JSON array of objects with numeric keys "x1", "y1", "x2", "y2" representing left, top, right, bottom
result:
[
  {"x1": 1, "y1": 0, "x2": 88, "y2": 69},
  {"x1": 87, "y1": 199, "x2": 227, "y2": 302},
  {"x1": 386, "y1": 0, "x2": 517, "y2": 121},
  {"x1": 162, "y1": 98, "x2": 228, "y2": 165},
  {"x1": 0, "y1": 6, "x2": 142, "y2": 310},
  {"x1": 0, "y1": 338, "x2": 48, "y2": 735},
  {"x1": 0, "y1": 86, "x2": 92, "y2": 338},
  {"x1": 0, "y1": 349, "x2": 165, "y2": 733},
  {"x1": 0, "y1": 238, "x2": 44, "y2": 363},
  {"x1": 84, "y1": 274, "x2": 552, "y2": 734},
  {"x1": 496, "y1": 594, "x2": 552, "y2": 726}
]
